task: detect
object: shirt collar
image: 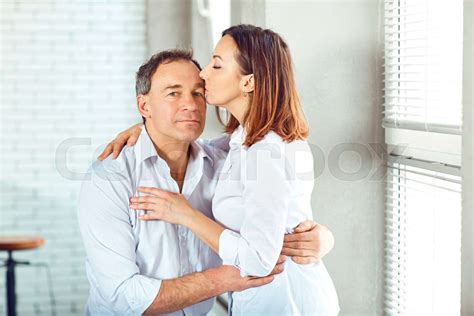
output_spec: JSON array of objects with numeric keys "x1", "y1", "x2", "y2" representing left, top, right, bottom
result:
[
  {"x1": 229, "y1": 125, "x2": 245, "y2": 149},
  {"x1": 134, "y1": 127, "x2": 213, "y2": 167}
]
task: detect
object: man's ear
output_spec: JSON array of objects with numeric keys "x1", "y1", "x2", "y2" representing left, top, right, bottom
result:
[
  {"x1": 240, "y1": 74, "x2": 254, "y2": 93},
  {"x1": 137, "y1": 95, "x2": 150, "y2": 118}
]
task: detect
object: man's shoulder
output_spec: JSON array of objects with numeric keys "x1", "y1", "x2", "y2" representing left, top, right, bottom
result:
[{"x1": 87, "y1": 146, "x2": 137, "y2": 186}]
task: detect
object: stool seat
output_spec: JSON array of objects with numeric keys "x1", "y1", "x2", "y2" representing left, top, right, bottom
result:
[
  {"x1": 1, "y1": 236, "x2": 45, "y2": 316},
  {"x1": 0, "y1": 236, "x2": 44, "y2": 251}
]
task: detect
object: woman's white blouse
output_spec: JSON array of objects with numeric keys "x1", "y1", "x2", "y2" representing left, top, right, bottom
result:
[{"x1": 212, "y1": 126, "x2": 339, "y2": 315}]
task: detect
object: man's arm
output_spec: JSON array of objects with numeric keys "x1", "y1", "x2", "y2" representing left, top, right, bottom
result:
[
  {"x1": 143, "y1": 264, "x2": 281, "y2": 315},
  {"x1": 79, "y1": 162, "x2": 282, "y2": 315},
  {"x1": 282, "y1": 220, "x2": 335, "y2": 263},
  {"x1": 78, "y1": 166, "x2": 163, "y2": 314}
]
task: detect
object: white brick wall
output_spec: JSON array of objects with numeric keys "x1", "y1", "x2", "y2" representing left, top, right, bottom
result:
[{"x1": 0, "y1": 1, "x2": 146, "y2": 314}]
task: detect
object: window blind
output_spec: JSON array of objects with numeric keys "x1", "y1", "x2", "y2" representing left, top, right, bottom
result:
[
  {"x1": 383, "y1": 0, "x2": 463, "y2": 134},
  {"x1": 384, "y1": 155, "x2": 462, "y2": 315}
]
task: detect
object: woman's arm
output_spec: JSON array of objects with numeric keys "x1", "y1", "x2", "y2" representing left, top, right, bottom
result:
[
  {"x1": 183, "y1": 209, "x2": 224, "y2": 254},
  {"x1": 216, "y1": 143, "x2": 293, "y2": 277},
  {"x1": 130, "y1": 186, "x2": 334, "y2": 269},
  {"x1": 130, "y1": 187, "x2": 224, "y2": 253}
]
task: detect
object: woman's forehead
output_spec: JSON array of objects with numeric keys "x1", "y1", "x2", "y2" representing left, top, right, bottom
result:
[{"x1": 214, "y1": 35, "x2": 238, "y2": 60}]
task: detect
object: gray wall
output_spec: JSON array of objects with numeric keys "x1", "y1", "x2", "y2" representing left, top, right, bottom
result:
[
  {"x1": 462, "y1": 1, "x2": 473, "y2": 315},
  {"x1": 146, "y1": 0, "x2": 191, "y2": 53},
  {"x1": 264, "y1": 1, "x2": 385, "y2": 315}
]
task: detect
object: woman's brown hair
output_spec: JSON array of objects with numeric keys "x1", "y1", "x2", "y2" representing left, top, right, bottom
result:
[{"x1": 217, "y1": 24, "x2": 308, "y2": 147}]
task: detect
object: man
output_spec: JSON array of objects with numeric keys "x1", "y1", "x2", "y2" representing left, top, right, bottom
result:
[{"x1": 78, "y1": 50, "x2": 334, "y2": 315}]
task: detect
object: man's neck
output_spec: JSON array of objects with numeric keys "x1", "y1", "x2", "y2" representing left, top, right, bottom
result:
[{"x1": 145, "y1": 123, "x2": 190, "y2": 191}]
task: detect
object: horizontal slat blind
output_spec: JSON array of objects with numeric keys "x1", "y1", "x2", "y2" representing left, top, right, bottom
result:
[
  {"x1": 383, "y1": 0, "x2": 463, "y2": 134},
  {"x1": 384, "y1": 157, "x2": 461, "y2": 315}
]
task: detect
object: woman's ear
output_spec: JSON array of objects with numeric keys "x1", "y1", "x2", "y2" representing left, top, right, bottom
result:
[
  {"x1": 240, "y1": 74, "x2": 254, "y2": 93},
  {"x1": 137, "y1": 95, "x2": 150, "y2": 118}
]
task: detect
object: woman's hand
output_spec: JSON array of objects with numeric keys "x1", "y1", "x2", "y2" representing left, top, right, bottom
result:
[
  {"x1": 129, "y1": 187, "x2": 196, "y2": 226},
  {"x1": 98, "y1": 123, "x2": 143, "y2": 160}
]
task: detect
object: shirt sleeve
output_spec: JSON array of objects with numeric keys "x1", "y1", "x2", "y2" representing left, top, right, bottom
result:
[
  {"x1": 218, "y1": 141, "x2": 293, "y2": 277},
  {"x1": 77, "y1": 162, "x2": 162, "y2": 315}
]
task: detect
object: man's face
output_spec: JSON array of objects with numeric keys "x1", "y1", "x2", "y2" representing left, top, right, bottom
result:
[{"x1": 140, "y1": 60, "x2": 206, "y2": 145}]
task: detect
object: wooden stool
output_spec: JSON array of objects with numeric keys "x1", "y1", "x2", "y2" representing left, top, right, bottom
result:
[{"x1": 0, "y1": 236, "x2": 44, "y2": 316}]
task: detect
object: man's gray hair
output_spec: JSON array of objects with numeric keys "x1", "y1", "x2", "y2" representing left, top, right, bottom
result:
[{"x1": 135, "y1": 49, "x2": 202, "y2": 96}]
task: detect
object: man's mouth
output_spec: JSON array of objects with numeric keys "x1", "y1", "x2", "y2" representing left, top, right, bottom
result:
[{"x1": 178, "y1": 119, "x2": 200, "y2": 124}]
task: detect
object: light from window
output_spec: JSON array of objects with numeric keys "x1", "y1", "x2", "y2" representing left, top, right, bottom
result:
[
  {"x1": 383, "y1": 0, "x2": 463, "y2": 134},
  {"x1": 384, "y1": 158, "x2": 461, "y2": 315}
]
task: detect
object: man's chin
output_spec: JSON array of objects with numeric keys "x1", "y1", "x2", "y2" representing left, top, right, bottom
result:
[{"x1": 177, "y1": 128, "x2": 203, "y2": 142}]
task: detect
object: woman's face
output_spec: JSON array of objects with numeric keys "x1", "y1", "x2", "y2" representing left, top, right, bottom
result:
[{"x1": 200, "y1": 35, "x2": 246, "y2": 109}]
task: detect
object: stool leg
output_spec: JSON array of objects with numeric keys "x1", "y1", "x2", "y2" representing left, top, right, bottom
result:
[{"x1": 6, "y1": 250, "x2": 17, "y2": 316}]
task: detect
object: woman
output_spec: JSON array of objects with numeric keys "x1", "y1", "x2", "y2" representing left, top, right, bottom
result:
[{"x1": 109, "y1": 25, "x2": 339, "y2": 315}]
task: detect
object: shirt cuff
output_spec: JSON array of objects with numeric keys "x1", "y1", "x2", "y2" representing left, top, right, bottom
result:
[
  {"x1": 218, "y1": 229, "x2": 241, "y2": 266},
  {"x1": 129, "y1": 275, "x2": 163, "y2": 315}
]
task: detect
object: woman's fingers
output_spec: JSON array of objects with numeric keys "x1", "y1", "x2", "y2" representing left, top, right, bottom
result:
[
  {"x1": 127, "y1": 123, "x2": 143, "y2": 146},
  {"x1": 137, "y1": 211, "x2": 164, "y2": 220},
  {"x1": 112, "y1": 137, "x2": 127, "y2": 159},
  {"x1": 98, "y1": 142, "x2": 114, "y2": 161},
  {"x1": 130, "y1": 195, "x2": 160, "y2": 204},
  {"x1": 130, "y1": 201, "x2": 165, "y2": 221},
  {"x1": 137, "y1": 186, "x2": 170, "y2": 198},
  {"x1": 130, "y1": 202, "x2": 155, "y2": 210},
  {"x1": 97, "y1": 123, "x2": 143, "y2": 161}
]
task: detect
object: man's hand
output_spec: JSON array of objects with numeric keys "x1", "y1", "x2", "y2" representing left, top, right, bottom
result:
[
  {"x1": 217, "y1": 255, "x2": 286, "y2": 292},
  {"x1": 281, "y1": 221, "x2": 334, "y2": 264},
  {"x1": 98, "y1": 123, "x2": 143, "y2": 160}
]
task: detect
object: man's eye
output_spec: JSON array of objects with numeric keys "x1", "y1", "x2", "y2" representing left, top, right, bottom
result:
[
  {"x1": 168, "y1": 92, "x2": 178, "y2": 96},
  {"x1": 193, "y1": 92, "x2": 204, "y2": 97},
  {"x1": 212, "y1": 65, "x2": 221, "y2": 69}
]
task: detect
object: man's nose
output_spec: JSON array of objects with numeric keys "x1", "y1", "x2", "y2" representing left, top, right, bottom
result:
[{"x1": 182, "y1": 93, "x2": 199, "y2": 111}]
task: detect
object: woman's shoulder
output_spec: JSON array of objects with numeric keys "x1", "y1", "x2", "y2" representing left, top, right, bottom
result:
[
  {"x1": 247, "y1": 131, "x2": 312, "y2": 168},
  {"x1": 250, "y1": 131, "x2": 310, "y2": 152},
  {"x1": 245, "y1": 131, "x2": 314, "y2": 181}
]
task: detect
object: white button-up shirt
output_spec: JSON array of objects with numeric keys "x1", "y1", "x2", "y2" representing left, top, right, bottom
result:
[
  {"x1": 213, "y1": 126, "x2": 340, "y2": 315},
  {"x1": 78, "y1": 128, "x2": 227, "y2": 315}
]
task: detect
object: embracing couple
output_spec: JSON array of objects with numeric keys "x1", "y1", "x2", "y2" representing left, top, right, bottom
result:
[{"x1": 78, "y1": 24, "x2": 339, "y2": 315}]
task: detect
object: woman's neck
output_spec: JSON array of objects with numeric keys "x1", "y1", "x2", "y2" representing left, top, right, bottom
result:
[{"x1": 224, "y1": 96, "x2": 249, "y2": 126}]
